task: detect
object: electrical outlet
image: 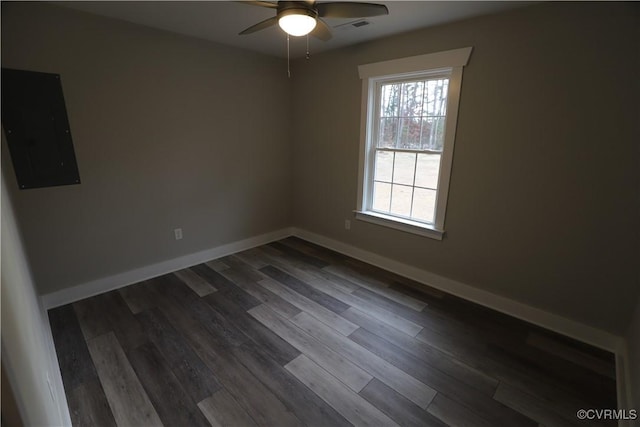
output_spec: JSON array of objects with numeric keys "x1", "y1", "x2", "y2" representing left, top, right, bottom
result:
[
  {"x1": 174, "y1": 228, "x2": 183, "y2": 240},
  {"x1": 344, "y1": 219, "x2": 351, "y2": 230}
]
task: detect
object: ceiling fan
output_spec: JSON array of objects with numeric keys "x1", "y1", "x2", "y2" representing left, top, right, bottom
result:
[{"x1": 238, "y1": 1, "x2": 389, "y2": 40}]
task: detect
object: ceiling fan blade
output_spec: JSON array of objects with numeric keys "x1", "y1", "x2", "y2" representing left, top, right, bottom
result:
[
  {"x1": 317, "y1": 2, "x2": 389, "y2": 18},
  {"x1": 311, "y1": 18, "x2": 332, "y2": 41},
  {"x1": 238, "y1": 1, "x2": 278, "y2": 9},
  {"x1": 239, "y1": 16, "x2": 278, "y2": 35}
]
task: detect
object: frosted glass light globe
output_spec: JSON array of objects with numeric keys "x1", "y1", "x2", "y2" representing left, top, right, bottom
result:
[{"x1": 278, "y1": 14, "x2": 317, "y2": 37}]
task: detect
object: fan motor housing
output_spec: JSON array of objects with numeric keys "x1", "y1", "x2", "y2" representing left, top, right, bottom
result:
[{"x1": 277, "y1": 1, "x2": 319, "y2": 19}]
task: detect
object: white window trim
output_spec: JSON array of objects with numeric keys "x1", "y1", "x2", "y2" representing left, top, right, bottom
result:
[{"x1": 356, "y1": 47, "x2": 472, "y2": 240}]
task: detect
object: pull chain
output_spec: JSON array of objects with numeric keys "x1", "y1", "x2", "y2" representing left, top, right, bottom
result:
[
  {"x1": 306, "y1": 34, "x2": 310, "y2": 60},
  {"x1": 287, "y1": 34, "x2": 291, "y2": 78}
]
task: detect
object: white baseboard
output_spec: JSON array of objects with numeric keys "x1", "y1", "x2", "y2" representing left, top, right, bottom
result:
[
  {"x1": 41, "y1": 227, "x2": 294, "y2": 309},
  {"x1": 291, "y1": 227, "x2": 623, "y2": 353}
]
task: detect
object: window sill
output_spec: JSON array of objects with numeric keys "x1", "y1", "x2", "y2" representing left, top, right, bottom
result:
[{"x1": 354, "y1": 210, "x2": 444, "y2": 241}]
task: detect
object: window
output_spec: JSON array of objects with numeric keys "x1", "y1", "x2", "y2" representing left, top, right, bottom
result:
[{"x1": 356, "y1": 48, "x2": 472, "y2": 240}]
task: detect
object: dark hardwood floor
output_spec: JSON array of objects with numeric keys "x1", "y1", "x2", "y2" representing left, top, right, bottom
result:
[{"x1": 49, "y1": 237, "x2": 617, "y2": 427}]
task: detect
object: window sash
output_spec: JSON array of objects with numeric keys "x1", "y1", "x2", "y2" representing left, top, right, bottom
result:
[{"x1": 366, "y1": 73, "x2": 451, "y2": 226}]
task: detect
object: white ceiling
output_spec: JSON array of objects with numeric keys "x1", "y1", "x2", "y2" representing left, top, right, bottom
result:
[{"x1": 54, "y1": 1, "x2": 533, "y2": 58}]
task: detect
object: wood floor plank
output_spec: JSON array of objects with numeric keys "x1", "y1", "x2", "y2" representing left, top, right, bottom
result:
[
  {"x1": 268, "y1": 241, "x2": 331, "y2": 268},
  {"x1": 480, "y1": 343, "x2": 616, "y2": 414},
  {"x1": 488, "y1": 341, "x2": 616, "y2": 407},
  {"x1": 127, "y1": 342, "x2": 211, "y2": 427},
  {"x1": 359, "y1": 378, "x2": 447, "y2": 427},
  {"x1": 253, "y1": 246, "x2": 323, "y2": 284},
  {"x1": 150, "y1": 273, "x2": 249, "y2": 348},
  {"x1": 118, "y1": 280, "x2": 157, "y2": 314},
  {"x1": 74, "y1": 291, "x2": 147, "y2": 351},
  {"x1": 526, "y1": 332, "x2": 616, "y2": 379},
  {"x1": 349, "y1": 327, "x2": 536, "y2": 427},
  {"x1": 260, "y1": 265, "x2": 350, "y2": 314},
  {"x1": 285, "y1": 354, "x2": 399, "y2": 427},
  {"x1": 254, "y1": 246, "x2": 361, "y2": 293},
  {"x1": 66, "y1": 378, "x2": 116, "y2": 427},
  {"x1": 198, "y1": 389, "x2": 258, "y2": 427},
  {"x1": 427, "y1": 393, "x2": 495, "y2": 427},
  {"x1": 415, "y1": 321, "x2": 488, "y2": 362},
  {"x1": 324, "y1": 264, "x2": 427, "y2": 311},
  {"x1": 233, "y1": 248, "x2": 270, "y2": 269},
  {"x1": 472, "y1": 346, "x2": 609, "y2": 423},
  {"x1": 221, "y1": 255, "x2": 267, "y2": 282},
  {"x1": 86, "y1": 332, "x2": 163, "y2": 427},
  {"x1": 306, "y1": 268, "x2": 362, "y2": 293},
  {"x1": 218, "y1": 266, "x2": 302, "y2": 319},
  {"x1": 341, "y1": 307, "x2": 499, "y2": 396},
  {"x1": 248, "y1": 304, "x2": 373, "y2": 392},
  {"x1": 173, "y1": 268, "x2": 217, "y2": 297},
  {"x1": 353, "y1": 286, "x2": 483, "y2": 346},
  {"x1": 136, "y1": 308, "x2": 222, "y2": 403},
  {"x1": 204, "y1": 259, "x2": 230, "y2": 272},
  {"x1": 72, "y1": 295, "x2": 111, "y2": 341},
  {"x1": 305, "y1": 277, "x2": 424, "y2": 337},
  {"x1": 388, "y1": 280, "x2": 446, "y2": 302},
  {"x1": 48, "y1": 304, "x2": 99, "y2": 391},
  {"x1": 162, "y1": 298, "x2": 304, "y2": 427},
  {"x1": 278, "y1": 236, "x2": 350, "y2": 265},
  {"x1": 190, "y1": 263, "x2": 239, "y2": 292},
  {"x1": 494, "y1": 383, "x2": 586, "y2": 427},
  {"x1": 258, "y1": 277, "x2": 358, "y2": 336},
  {"x1": 190, "y1": 263, "x2": 261, "y2": 311},
  {"x1": 232, "y1": 342, "x2": 352, "y2": 427},
  {"x1": 291, "y1": 311, "x2": 436, "y2": 409},
  {"x1": 205, "y1": 291, "x2": 301, "y2": 366}
]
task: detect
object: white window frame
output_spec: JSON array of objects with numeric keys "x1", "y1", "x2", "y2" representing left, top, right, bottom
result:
[{"x1": 356, "y1": 47, "x2": 473, "y2": 240}]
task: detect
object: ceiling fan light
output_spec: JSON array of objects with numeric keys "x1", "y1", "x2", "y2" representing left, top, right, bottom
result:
[{"x1": 278, "y1": 13, "x2": 317, "y2": 37}]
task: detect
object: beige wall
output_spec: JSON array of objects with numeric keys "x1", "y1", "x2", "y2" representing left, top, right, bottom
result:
[
  {"x1": 1, "y1": 3, "x2": 292, "y2": 294},
  {"x1": 290, "y1": 2, "x2": 639, "y2": 334}
]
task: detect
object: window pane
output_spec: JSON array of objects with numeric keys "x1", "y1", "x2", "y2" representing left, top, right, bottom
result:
[
  {"x1": 399, "y1": 81, "x2": 424, "y2": 117},
  {"x1": 390, "y1": 184, "x2": 412, "y2": 217},
  {"x1": 412, "y1": 187, "x2": 437, "y2": 223},
  {"x1": 423, "y1": 78, "x2": 449, "y2": 117},
  {"x1": 378, "y1": 118, "x2": 398, "y2": 148},
  {"x1": 374, "y1": 151, "x2": 393, "y2": 182},
  {"x1": 398, "y1": 118, "x2": 422, "y2": 149},
  {"x1": 380, "y1": 83, "x2": 400, "y2": 118},
  {"x1": 372, "y1": 181, "x2": 391, "y2": 212},
  {"x1": 415, "y1": 153, "x2": 441, "y2": 189},
  {"x1": 420, "y1": 117, "x2": 446, "y2": 151},
  {"x1": 392, "y1": 152, "x2": 416, "y2": 186}
]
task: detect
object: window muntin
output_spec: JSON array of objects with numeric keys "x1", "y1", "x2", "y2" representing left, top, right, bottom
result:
[{"x1": 368, "y1": 73, "x2": 451, "y2": 225}]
